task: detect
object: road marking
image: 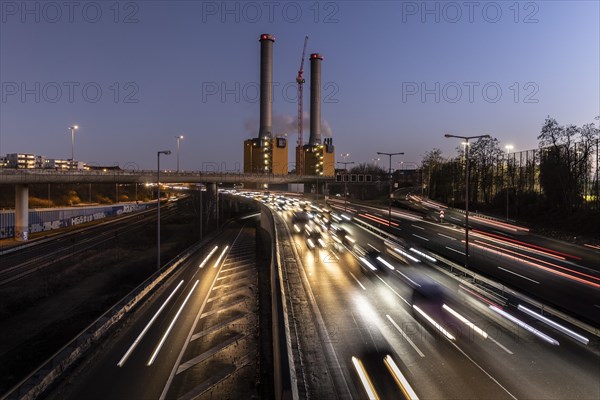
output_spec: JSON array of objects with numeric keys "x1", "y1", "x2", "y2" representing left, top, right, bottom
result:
[
  {"x1": 411, "y1": 224, "x2": 425, "y2": 230},
  {"x1": 159, "y1": 229, "x2": 245, "y2": 400},
  {"x1": 450, "y1": 216, "x2": 461, "y2": 221},
  {"x1": 437, "y1": 233, "x2": 456, "y2": 240},
  {"x1": 446, "y1": 246, "x2": 465, "y2": 255},
  {"x1": 349, "y1": 272, "x2": 366, "y2": 290},
  {"x1": 117, "y1": 280, "x2": 184, "y2": 367},
  {"x1": 488, "y1": 336, "x2": 514, "y2": 354},
  {"x1": 396, "y1": 270, "x2": 421, "y2": 287},
  {"x1": 498, "y1": 267, "x2": 539, "y2": 284},
  {"x1": 375, "y1": 275, "x2": 409, "y2": 305},
  {"x1": 147, "y1": 280, "x2": 200, "y2": 365},
  {"x1": 448, "y1": 339, "x2": 518, "y2": 400},
  {"x1": 412, "y1": 234, "x2": 429, "y2": 241},
  {"x1": 386, "y1": 315, "x2": 425, "y2": 357}
]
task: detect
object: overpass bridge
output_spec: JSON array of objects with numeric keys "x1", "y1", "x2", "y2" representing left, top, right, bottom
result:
[{"x1": 0, "y1": 169, "x2": 334, "y2": 241}]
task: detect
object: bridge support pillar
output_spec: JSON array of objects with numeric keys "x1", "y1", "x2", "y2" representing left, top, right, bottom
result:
[
  {"x1": 206, "y1": 183, "x2": 219, "y2": 228},
  {"x1": 15, "y1": 184, "x2": 29, "y2": 241}
]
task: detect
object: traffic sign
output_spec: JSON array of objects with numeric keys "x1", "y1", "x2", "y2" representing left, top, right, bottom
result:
[{"x1": 439, "y1": 210, "x2": 445, "y2": 221}]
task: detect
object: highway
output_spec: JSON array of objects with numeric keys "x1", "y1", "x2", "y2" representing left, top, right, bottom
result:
[
  {"x1": 264, "y1": 193, "x2": 599, "y2": 399},
  {"x1": 328, "y1": 196, "x2": 600, "y2": 327},
  {"x1": 47, "y1": 218, "x2": 264, "y2": 400}
]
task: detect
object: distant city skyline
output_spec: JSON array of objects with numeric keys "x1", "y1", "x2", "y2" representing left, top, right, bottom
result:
[{"x1": 1, "y1": 1, "x2": 598, "y2": 170}]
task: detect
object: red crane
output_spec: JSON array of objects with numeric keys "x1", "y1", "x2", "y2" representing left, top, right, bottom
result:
[{"x1": 296, "y1": 35, "x2": 309, "y2": 147}]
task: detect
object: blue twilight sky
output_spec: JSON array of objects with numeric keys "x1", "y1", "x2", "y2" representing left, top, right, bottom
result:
[{"x1": 1, "y1": 0, "x2": 598, "y2": 171}]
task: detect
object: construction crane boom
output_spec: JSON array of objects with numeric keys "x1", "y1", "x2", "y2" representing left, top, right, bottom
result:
[{"x1": 296, "y1": 35, "x2": 309, "y2": 147}]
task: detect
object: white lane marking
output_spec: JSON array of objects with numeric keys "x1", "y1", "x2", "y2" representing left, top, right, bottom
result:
[
  {"x1": 411, "y1": 224, "x2": 425, "y2": 230},
  {"x1": 386, "y1": 315, "x2": 425, "y2": 357},
  {"x1": 450, "y1": 216, "x2": 461, "y2": 221},
  {"x1": 117, "y1": 280, "x2": 184, "y2": 367},
  {"x1": 159, "y1": 228, "x2": 245, "y2": 400},
  {"x1": 498, "y1": 267, "x2": 539, "y2": 284},
  {"x1": 395, "y1": 270, "x2": 421, "y2": 287},
  {"x1": 488, "y1": 336, "x2": 514, "y2": 355},
  {"x1": 412, "y1": 234, "x2": 429, "y2": 241},
  {"x1": 446, "y1": 246, "x2": 465, "y2": 255},
  {"x1": 437, "y1": 233, "x2": 456, "y2": 241},
  {"x1": 375, "y1": 275, "x2": 409, "y2": 305},
  {"x1": 448, "y1": 338, "x2": 519, "y2": 400},
  {"x1": 349, "y1": 272, "x2": 366, "y2": 290},
  {"x1": 147, "y1": 280, "x2": 200, "y2": 366}
]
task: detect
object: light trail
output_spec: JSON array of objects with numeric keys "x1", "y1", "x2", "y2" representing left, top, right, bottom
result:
[
  {"x1": 117, "y1": 280, "x2": 184, "y2": 367},
  {"x1": 198, "y1": 246, "x2": 219, "y2": 268}
]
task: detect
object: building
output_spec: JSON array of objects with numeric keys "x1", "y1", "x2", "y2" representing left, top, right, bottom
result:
[{"x1": 6, "y1": 153, "x2": 36, "y2": 169}]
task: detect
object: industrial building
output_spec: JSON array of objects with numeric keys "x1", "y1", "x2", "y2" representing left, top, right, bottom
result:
[
  {"x1": 243, "y1": 34, "x2": 289, "y2": 176},
  {"x1": 243, "y1": 34, "x2": 334, "y2": 178}
]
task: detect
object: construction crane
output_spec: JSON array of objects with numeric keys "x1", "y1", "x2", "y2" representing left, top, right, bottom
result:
[{"x1": 296, "y1": 35, "x2": 309, "y2": 147}]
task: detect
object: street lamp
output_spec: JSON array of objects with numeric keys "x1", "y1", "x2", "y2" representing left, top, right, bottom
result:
[
  {"x1": 371, "y1": 158, "x2": 380, "y2": 167},
  {"x1": 337, "y1": 157, "x2": 355, "y2": 211},
  {"x1": 69, "y1": 125, "x2": 79, "y2": 169},
  {"x1": 157, "y1": 150, "x2": 171, "y2": 270},
  {"x1": 505, "y1": 144, "x2": 514, "y2": 222},
  {"x1": 377, "y1": 151, "x2": 404, "y2": 227},
  {"x1": 175, "y1": 135, "x2": 184, "y2": 172},
  {"x1": 444, "y1": 134, "x2": 491, "y2": 269}
]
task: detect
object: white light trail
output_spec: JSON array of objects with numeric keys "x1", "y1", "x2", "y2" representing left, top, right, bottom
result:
[
  {"x1": 489, "y1": 305, "x2": 559, "y2": 346},
  {"x1": 212, "y1": 245, "x2": 229, "y2": 268},
  {"x1": 351, "y1": 356, "x2": 379, "y2": 400},
  {"x1": 442, "y1": 304, "x2": 488, "y2": 338},
  {"x1": 198, "y1": 246, "x2": 219, "y2": 268},
  {"x1": 117, "y1": 280, "x2": 184, "y2": 367},
  {"x1": 384, "y1": 355, "x2": 420, "y2": 400},
  {"x1": 147, "y1": 280, "x2": 200, "y2": 365},
  {"x1": 517, "y1": 304, "x2": 589, "y2": 345}
]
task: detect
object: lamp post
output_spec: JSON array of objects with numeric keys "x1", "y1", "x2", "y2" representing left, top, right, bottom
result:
[
  {"x1": 69, "y1": 125, "x2": 79, "y2": 169},
  {"x1": 337, "y1": 157, "x2": 354, "y2": 211},
  {"x1": 444, "y1": 134, "x2": 491, "y2": 269},
  {"x1": 377, "y1": 151, "x2": 404, "y2": 227},
  {"x1": 371, "y1": 157, "x2": 380, "y2": 167},
  {"x1": 175, "y1": 135, "x2": 184, "y2": 173},
  {"x1": 157, "y1": 150, "x2": 171, "y2": 270},
  {"x1": 505, "y1": 144, "x2": 513, "y2": 221}
]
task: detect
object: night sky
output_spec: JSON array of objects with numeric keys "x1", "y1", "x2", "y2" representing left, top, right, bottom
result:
[{"x1": 1, "y1": 1, "x2": 598, "y2": 171}]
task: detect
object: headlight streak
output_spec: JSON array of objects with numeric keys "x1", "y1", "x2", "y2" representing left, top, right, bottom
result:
[
  {"x1": 393, "y1": 247, "x2": 420, "y2": 263},
  {"x1": 307, "y1": 238, "x2": 316, "y2": 249},
  {"x1": 360, "y1": 257, "x2": 377, "y2": 271},
  {"x1": 351, "y1": 356, "x2": 379, "y2": 400},
  {"x1": 147, "y1": 280, "x2": 200, "y2": 365},
  {"x1": 517, "y1": 304, "x2": 589, "y2": 345},
  {"x1": 198, "y1": 246, "x2": 219, "y2": 268},
  {"x1": 376, "y1": 256, "x2": 395, "y2": 271},
  {"x1": 442, "y1": 304, "x2": 488, "y2": 338},
  {"x1": 412, "y1": 305, "x2": 455, "y2": 341},
  {"x1": 409, "y1": 248, "x2": 437, "y2": 262},
  {"x1": 384, "y1": 355, "x2": 420, "y2": 400},
  {"x1": 212, "y1": 245, "x2": 230, "y2": 269},
  {"x1": 117, "y1": 280, "x2": 184, "y2": 367},
  {"x1": 489, "y1": 305, "x2": 559, "y2": 346}
]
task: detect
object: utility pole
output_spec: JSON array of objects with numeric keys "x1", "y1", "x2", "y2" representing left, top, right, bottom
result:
[
  {"x1": 157, "y1": 150, "x2": 171, "y2": 270},
  {"x1": 337, "y1": 154, "x2": 354, "y2": 211},
  {"x1": 377, "y1": 151, "x2": 404, "y2": 227},
  {"x1": 444, "y1": 134, "x2": 491, "y2": 270}
]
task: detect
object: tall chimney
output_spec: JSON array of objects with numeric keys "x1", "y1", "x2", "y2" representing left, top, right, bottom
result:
[
  {"x1": 309, "y1": 53, "x2": 323, "y2": 146},
  {"x1": 259, "y1": 34, "x2": 275, "y2": 139}
]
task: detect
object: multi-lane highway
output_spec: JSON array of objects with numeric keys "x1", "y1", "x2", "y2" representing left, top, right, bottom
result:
[
  {"x1": 327, "y1": 196, "x2": 600, "y2": 327},
  {"x1": 46, "y1": 218, "x2": 265, "y2": 400},
  {"x1": 261, "y1": 192, "x2": 599, "y2": 399}
]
